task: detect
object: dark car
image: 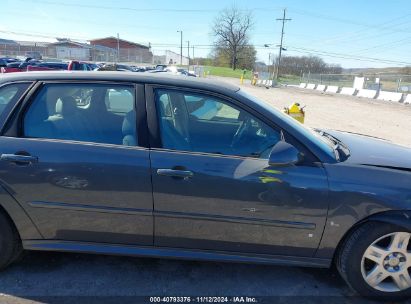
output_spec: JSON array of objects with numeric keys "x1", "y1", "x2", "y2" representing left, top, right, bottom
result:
[
  {"x1": 155, "y1": 64, "x2": 168, "y2": 71},
  {"x1": 0, "y1": 58, "x2": 19, "y2": 68},
  {"x1": 67, "y1": 61, "x2": 93, "y2": 71},
  {"x1": 27, "y1": 62, "x2": 68, "y2": 71},
  {"x1": 1, "y1": 60, "x2": 67, "y2": 73},
  {"x1": 0, "y1": 72, "x2": 410, "y2": 299},
  {"x1": 96, "y1": 63, "x2": 136, "y2": 72}
]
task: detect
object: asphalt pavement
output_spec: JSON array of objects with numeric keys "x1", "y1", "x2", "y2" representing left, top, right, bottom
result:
[{"x1": 0, "y1": 250, "x2": 393, "y2": 304}]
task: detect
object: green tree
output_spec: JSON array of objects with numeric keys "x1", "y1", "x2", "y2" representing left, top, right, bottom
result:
[{"x1": 211, "y1": 44, "x2": 256, "y2": 70}]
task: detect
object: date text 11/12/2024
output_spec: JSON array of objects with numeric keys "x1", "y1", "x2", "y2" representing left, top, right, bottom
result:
[{"x1": 149, "y1": 297, "x2": 258, "y2": 303}]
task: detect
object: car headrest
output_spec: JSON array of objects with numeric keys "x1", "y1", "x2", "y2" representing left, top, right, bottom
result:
[
  {"x1": 122, "y1": 111, "x2": 137, "y2": 146},
  {"x1": 55, "y1": 96, "x2": 78, "y2": 117},
  {"x1": 122, "y1": 110, "x2": 136, "y2": 135}
]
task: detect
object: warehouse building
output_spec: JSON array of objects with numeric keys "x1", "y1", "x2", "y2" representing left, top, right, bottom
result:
[{"x1": 89, "y1": 37, "x2": 153, "y2": 63}]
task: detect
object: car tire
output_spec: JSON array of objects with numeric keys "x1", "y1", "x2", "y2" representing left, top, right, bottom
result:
[
  {"x1": 337, "y1": 221, "x2": 411, "y2": 300},
  {"x1": 0, "y1": 210, "x2": 22, "y2": 270}
]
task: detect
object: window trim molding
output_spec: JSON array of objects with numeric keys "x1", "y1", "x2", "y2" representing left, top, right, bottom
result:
[
  {"x1": 1, "y1": 135, "x2": 150, "y2": 151},
  {"x1": 149, "y1": 147, "x2": 274, "y2": 161}
]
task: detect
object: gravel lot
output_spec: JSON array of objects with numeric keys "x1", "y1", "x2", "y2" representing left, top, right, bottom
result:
[
  {"x1": 1, "y1": 77, "x2": 410, "y2": 304},
  {"x1": 217, "y1": 77, "x2": 411, "y2": 148}
]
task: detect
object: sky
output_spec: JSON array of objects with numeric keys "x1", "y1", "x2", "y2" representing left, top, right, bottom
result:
[{"x1": 1, "y1": 0, "x2": 411, "y2": 68}]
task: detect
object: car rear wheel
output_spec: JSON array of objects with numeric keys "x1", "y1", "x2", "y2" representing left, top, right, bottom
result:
[
  {"x1": 0, "y1": 210, "x2": 22, "y2": 270},
  {"x1": 337, "y1": 221, "x2": 411, "y2": 299}
]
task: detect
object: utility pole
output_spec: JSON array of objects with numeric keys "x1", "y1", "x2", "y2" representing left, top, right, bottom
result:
[
  {"x1": 177, "y1": 30, "x2": 183, "y2": 65},
  {"x1": 187, "y1": 40, "x2": 190, "y2": 68},
  {"x1": 117, "y1": 33, "x2": 120, "y2": 62},
  {"x1": 268, "y1": 53, "x2": 272, "y2": 78},
  {"x1": 275, "y1": 9, "x2": 291, "y2": 80}
]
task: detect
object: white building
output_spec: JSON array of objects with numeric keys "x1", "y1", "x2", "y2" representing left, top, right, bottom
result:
[
  {"x1": 153, "y1": 50, "x2": 189, "y2": 65},
  {"x1": 49, "y1": 40, "x2": 91, "y2": 61}
]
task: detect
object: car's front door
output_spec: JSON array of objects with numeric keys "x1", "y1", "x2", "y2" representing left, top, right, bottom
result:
[
  {"x1": 148, "y1": 87, "x2": 329, "y2": 257},
  {"x1": 0, "y1": 82, "x2": 153, "y2": 245}
]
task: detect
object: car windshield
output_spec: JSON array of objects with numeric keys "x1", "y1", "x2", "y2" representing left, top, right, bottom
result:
[{"x1": 238, "y1": 90, "x2": 338, "y2": 160}]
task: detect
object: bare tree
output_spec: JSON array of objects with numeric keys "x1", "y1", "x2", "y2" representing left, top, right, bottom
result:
[{"x1": 212, "y1": 6, "x2": 253, "y2": 70}]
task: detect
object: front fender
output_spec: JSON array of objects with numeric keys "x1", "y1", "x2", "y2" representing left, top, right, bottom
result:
[
  {"x1": 368, "y1": 210, "x2": 411, "y2": 231},
  {"x1": 316, "y1": 163, "x2": 411, "y2": 259}
]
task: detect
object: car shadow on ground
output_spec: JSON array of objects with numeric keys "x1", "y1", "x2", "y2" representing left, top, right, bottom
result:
[{"x1": 0, "y1": 251, "x2": 398, "y2": 303}]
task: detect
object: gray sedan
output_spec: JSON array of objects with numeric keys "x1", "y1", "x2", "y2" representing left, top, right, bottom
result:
[{"x1": 0, "y1": 71, "x2": 410, "y2": 299}]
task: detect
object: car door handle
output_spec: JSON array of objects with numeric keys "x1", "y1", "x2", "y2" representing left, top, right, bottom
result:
[
  {"x1": 0, "y1": 154, "x2": 38, "y2": 164},
  {"x1": 157, "y1": 168, "x2": 193, "y2": 179}
]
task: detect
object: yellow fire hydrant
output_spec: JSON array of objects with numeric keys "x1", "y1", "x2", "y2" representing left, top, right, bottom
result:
[{"x1": 283, "y1": 102, "x2": 305, "y2": 123}]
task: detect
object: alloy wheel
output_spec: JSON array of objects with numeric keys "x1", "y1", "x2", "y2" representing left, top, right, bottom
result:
[{"x1": 361, "y1": 232, "x2": 411, "y2": 292}]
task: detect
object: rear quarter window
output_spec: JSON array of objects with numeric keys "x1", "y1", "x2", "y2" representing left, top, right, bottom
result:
[
  {"x1": 0, "y1": 82, "x2": 31, "y2": 117},
  {"x1": 105, "y1": 88, "x2": 134, "y2": 114}
]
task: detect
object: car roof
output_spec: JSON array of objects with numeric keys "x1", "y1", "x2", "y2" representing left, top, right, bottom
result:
[{"x1": 0, "y1": 71, "x2": 240, "y2": 94}]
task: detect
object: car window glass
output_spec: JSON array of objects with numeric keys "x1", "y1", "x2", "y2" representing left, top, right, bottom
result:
[
  {"x1": 0, "y1": 83, "x2": 30, "y2": 117},
  {"x1": 155, "y1": 89, "x2": 281, "y2": 158},
  {"x1": 105, "y1": 88, "x2": 134, "y2": 114},
  {"x1": 157, "y1": 92, "x2": 172, "y2": 117},
  {"x1": 24, "y1": 83, "x2": 137, "y2": 146}
]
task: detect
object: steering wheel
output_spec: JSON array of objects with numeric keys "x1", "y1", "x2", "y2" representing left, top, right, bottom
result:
[{"x1": 231, "y1": 116, "x2": 253, "y2": 151}]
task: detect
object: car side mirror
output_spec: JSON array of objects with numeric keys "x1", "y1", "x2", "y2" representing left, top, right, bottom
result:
[{"x1": 268, "y1": 141, "x2": 303, "y2": 166}]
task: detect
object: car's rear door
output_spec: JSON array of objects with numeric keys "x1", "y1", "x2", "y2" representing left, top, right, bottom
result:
[
  {"x1": 147, "y1": 86, "x2": 329, "y2": 257},
  {"x1": 0, "y1": 81, "x2": 153, "y2": 245}
]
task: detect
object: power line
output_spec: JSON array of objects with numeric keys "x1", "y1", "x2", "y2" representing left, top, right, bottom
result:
[
  {"x1": 17, "y1": 0, "x2": 282, "y2": 13},
  {"x1": 291, "y1": 8, "x2": 411, "y2": 33},
  {"x1": 286, "y1": 46, "x2": 411, "y2": 66},
  {"x1": 0, "y1": 8, "x2": 182, "y2": 32},
  {"x1": 0, "y1": 29, "x2": 89, "y2": 41},
  {"x1": 352, "y1": 36, "x2": 411, "y2": 55},
  {"x1": 292, "y1": 13, "x2": 411, "y2": 48},
  {"x1": 19, "y1": 0, "x2": 221, "y2": 12}
]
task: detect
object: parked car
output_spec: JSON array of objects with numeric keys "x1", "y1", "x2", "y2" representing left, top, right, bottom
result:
[
  {"x1": 130, "y1": 66, "x2": 146, "y2": 72},
  {"x1": 0, "y1": 72, "x2": 410, "y2": 299},
  {"x1": 0, "y1": 60, "x2": 40, "y2": 73},
  {"x1": 165, "y1": 66, "x2": 196, "y2": 77},
  {"x1": 1, "y1": 60, "x2": 67, "y2": 73},
  {"x1": 1, "y1": 60, "x2": 90, "y2": 73},
  {"x1": 95, "y1": 63, "x2": 136, "y2": 72},
  {"x1": 155, "y1": 64, "x2": 168, "y2": 71},
  {"x1": 67, "y1": 60, "x2": 93, "y2": 71},
  {"x1": 0, "y1": 58, "x2": 19, "y2": 68},
  {"x1": 87, "y1": 63, "x2": 101, "y2": 70},
  {"x1": 27, "y1": 62, "x2": 68, "y2": 71}
]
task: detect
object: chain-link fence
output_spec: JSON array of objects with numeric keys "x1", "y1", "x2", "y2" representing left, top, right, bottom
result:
[
  {"x1": 301, "y1": 73, "x2": 411, "y2": 93},
  {"x1": 0, "y1": 42, "x2": 48, "y2": 58},
  {"x1": 0, "y1": 42, "x2": 154, "y2": 64}
]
